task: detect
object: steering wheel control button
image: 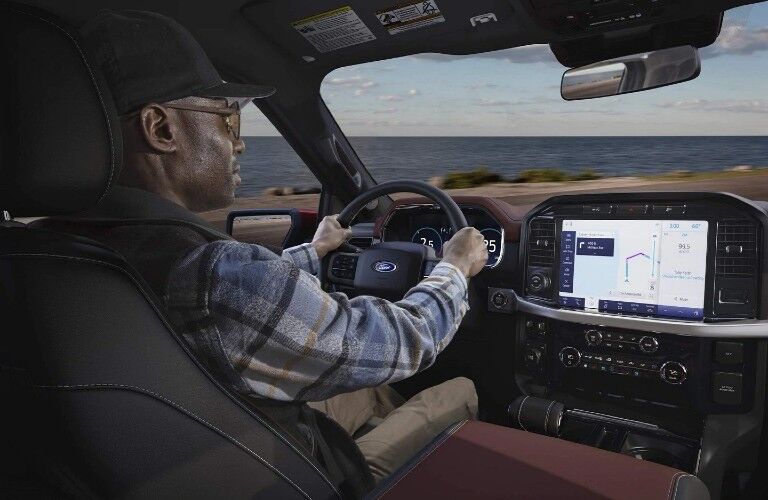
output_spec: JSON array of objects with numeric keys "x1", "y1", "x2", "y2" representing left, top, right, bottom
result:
[
  {"x1": 639, "y1": 336, "x2": 659, "y2": 353},
  {"x1": 660, "y1": 361, "x2": 687, "y2": 384},
  {"x1": 559, "y1": 347, "x2": 581, "y2": 368},
  {"x1": 528, "y1": 272, "x2": 551, "y2": 293},
  {"x1": 585, "y1": 329, "x2": 603, "y2": 346},
  {"x1": 715, "y1": 342, "x2": 744, "y2": 364},
  {"x1": 712, "y1": 371, "x2": 743, "y2": 405},
  {"x1": 330, "y1": 254, "x2": 358, "y2": 281}
]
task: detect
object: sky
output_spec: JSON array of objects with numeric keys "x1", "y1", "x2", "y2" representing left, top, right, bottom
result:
[{"x1": 242, "y1": 4, "x2": 768, "y2": 137}]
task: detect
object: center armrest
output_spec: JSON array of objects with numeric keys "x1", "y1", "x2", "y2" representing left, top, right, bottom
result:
[{"x1": 370, "y1": 420, "x2": 708, "y2": 500}]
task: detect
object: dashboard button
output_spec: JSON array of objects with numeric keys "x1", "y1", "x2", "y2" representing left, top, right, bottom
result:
[
  {"x1": 712, "y1": 372, "x2": 742, "y2": 405},
  {"x1": 639, "y1": 336, "x2": 659, "y2": 353},
  {"x1": 559, "y1": 347, "x2": 581, "y2": 367},
  {"x1": 582, "y1": 204, "x2": 614, "y2": 215},
  {"x1": 524, "y1": 347, "x2": 543, "y2": 367},
  {"x1": 652, "y1": 205, "x2": 686, "y2": 215},
  {"x1": 715, "y1": 342, "x2": 743, "y2": 364},
  {"x1": 528, "y1": 273, "x2": 551, "y2": 293},
  {"x1": 617, "y1": 204, "x2": 648, "y2": 216},
  {"x1": 660, "y1": 362, "x2": 687, "y2": 384}
]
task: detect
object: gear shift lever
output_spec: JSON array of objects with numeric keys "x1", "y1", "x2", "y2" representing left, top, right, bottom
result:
[{"x1": 508, "y1": 396, "x2": 565, "y2": 436}]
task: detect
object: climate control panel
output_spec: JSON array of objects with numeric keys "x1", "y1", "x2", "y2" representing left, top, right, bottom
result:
[{"x1": 516, "y1": 313, "x2": 757, "y2": 416}]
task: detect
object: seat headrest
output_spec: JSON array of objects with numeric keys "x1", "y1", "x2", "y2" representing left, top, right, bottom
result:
[{"x1": 0, "y1": 3, "x2": 122, "y2": 217}]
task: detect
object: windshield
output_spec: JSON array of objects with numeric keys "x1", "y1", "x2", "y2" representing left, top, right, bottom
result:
[{"x1": 312, "y1": 4, "x2": 767, "y2": 200}]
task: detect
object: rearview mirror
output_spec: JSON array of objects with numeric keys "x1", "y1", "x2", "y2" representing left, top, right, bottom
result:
[{"x1": 561, "y1": 45, "x2": 700, "y2": 101}]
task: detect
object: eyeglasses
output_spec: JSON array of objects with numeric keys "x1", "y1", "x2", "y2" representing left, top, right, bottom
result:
[
  {"x1": 163, "y1": 101, "x2": 241, "y2": 140},
  {"x1": 122, "y1": 101, "x2": 242, "y2": 140}
]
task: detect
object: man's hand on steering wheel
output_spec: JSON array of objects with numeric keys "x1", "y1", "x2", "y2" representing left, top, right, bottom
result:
[
  {"x1": 442, "y1": 227, "x2": 489, "y2": 278},
  {"x1": 312, "y1": 215, "x2": 353, "y2": 258}
]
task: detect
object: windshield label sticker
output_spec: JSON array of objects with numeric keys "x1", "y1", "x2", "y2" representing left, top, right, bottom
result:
[
  {"x1": 292, "y1": 7, "x2": 376, "y2": 53},
  {"x1": 376, "y1": 1, "x2": 445, "y2": 35}
]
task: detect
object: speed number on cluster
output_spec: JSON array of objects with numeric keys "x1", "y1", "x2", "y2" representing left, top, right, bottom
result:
[{"x1": 411, "y1": 227, "x2": 503, "y2": 267}]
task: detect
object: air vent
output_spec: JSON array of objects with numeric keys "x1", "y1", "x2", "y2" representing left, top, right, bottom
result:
[
  {"x1": 715, "y1": 220, "x2": 758, "y2": 278},
  {"x1": 528, "y1": 218, "x2": 556, "y2": 267},
  {"x1": 349, "y1": 237, "x2": 374, "y2": 249}
]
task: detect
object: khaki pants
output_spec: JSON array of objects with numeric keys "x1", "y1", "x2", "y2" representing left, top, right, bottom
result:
[{"x1": 308, "y1": 377, "x2": 478, "y2": 482}]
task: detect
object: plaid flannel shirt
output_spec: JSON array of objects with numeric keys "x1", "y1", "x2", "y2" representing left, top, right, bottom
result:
[{"x1": 165, "y1": 241, "x2": 469, "y2": 402}]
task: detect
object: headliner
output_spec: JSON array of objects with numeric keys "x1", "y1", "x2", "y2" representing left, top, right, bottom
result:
[{"x1": 18, "y1": 0, "x2": 763, "y2": 96}]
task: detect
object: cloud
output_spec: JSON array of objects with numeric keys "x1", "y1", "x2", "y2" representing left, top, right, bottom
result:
[
  {"x1": 658, "y1": 99, "x2": 768, "y2": 113},
  {"x1": 379, "y1": 95, "x2": 403, "y2": 102},
  {"x1": 703, "y1": 24, "x2": 768, "y2": 58},
  {"x1": 413, "y1": 44, "x2": 558, "y2": 64},
  {"x1": 322, "y1": 75, "x2": 377, "y2": 96}
]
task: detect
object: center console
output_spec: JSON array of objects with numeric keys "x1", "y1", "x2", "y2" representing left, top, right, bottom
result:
[{"x1": 490, "y1": 192, "x2": 768, "y2": 496}]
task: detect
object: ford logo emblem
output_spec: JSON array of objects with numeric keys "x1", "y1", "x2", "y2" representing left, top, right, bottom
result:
[{"x1": 372, "y1": 261, "x2": 397, "y2": 273}]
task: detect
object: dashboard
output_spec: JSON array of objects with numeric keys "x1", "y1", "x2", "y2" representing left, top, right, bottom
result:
[
  {"x1": 382, "y1": 204, "x2": 505, "y2": 268},
  {"x1": 375, "y1": 192, "x2": 768, "y2": 492}
]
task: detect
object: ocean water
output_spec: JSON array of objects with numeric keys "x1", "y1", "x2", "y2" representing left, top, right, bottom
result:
[{"x1": 237, "y1": 136, "x2": 768, "y2": 198}]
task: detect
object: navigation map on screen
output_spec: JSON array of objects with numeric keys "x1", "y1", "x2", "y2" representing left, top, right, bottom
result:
[{"x1": 558, "y1": 220, "x2": 709, "y2": 320}]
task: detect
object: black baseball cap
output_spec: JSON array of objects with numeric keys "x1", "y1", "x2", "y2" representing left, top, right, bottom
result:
[{"x1": 82, "y1": 10, "x2": 275, "y2": 115}]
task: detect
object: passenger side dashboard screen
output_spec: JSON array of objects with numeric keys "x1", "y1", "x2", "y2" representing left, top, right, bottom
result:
[{"x1": 558, "y1": 220, "x2": 709, "y2": 320}]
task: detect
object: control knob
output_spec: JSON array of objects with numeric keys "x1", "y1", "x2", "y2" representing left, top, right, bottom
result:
[
  {"x1": 528, "y1": 273, "x2": 551, "y2": 293},
  {"x1": 559, "y1": 346, "x2": 581, "y2": 368},
  {"x1": 491, "y1": 291, "x2": 508, "y2": 308},
  {"x1": 660, "y1": 361, "x2": 687, "y2": 384},
  {"x1": 585, "y1": 329, "x2": 603, "y2": 346},
  {"x1": 639, "y1": 336, "x2": 659, "y2": 353}
]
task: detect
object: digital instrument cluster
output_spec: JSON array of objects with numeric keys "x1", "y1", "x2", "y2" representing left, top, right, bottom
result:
[{"x1": 383, "y1": 205, "x2": 505, "y2": 268}]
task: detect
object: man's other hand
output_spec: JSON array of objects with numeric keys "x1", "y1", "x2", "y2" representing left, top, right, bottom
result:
[
  {"x1": 312, "y1": 215, "x2": 353, "y2": 258},
  {"x1": 442, "y1": 227, "x2": 489, "y2": 278}
]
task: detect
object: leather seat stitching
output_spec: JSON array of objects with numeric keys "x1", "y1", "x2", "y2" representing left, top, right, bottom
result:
[
  {"x1": 34, "y1": 383, "x2": 312, "y2": 500},
  {"x1": 11, "y1": 8, "x2": 117, "y2": 203},
  {"x1": 667, "y1": 471, "x2": 685, "y2": 500},
  {"x1": 518, "y1": 395, "x2": 529, "y2": 431},
  {"x1": 375, "y1": 420, "x2": 468, "y2": 498},
  {"x1": 671, "y1": 474, "x2": 698, "y2": 500},
  {"x1": 1, "y1": 251, "x2": 341, "y2": 497}
]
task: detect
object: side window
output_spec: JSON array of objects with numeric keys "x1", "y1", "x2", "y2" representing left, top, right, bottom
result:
[{"x1": 200, "y1": 104, "x2": 320, "y2": 250}]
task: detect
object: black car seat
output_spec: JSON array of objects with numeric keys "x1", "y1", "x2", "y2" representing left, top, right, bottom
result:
[{"x1": 0, "y1": 4, "x2": 353, "y2": 498}]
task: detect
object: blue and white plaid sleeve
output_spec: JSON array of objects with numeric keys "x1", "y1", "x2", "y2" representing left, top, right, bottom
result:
[
  {"x1": 165, "y1": 240, "x2": 469, "y2": 402},
  {"x1": 281, "y1": 243, "x2": 320, "y2": 278}
]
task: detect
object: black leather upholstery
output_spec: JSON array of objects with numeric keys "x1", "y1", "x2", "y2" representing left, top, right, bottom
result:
[
  {"x1": 0, "y1": 5, "x2": 341, "y2": 498},
  {"x1": 0, "y1": 3, "x2": 121, "y2": 217}
]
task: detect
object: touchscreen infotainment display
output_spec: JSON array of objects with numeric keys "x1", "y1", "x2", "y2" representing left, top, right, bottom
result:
[{"x1": 558, "y1": 220, "x2": 708, "y2": 320}]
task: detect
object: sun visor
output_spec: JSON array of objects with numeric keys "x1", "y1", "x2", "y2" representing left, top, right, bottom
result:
[{"x1": 240, "y1": 0, "x2": 524, "y2": 68}]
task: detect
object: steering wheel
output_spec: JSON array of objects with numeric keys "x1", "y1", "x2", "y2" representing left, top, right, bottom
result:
[{"x1": 327, "y1": 180, "x2": 468, "y2": 299}]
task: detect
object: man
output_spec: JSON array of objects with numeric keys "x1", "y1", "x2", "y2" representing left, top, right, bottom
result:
[{"x1": 42, "y1": 9, "x2": 488, "y2": 489}]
